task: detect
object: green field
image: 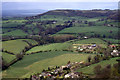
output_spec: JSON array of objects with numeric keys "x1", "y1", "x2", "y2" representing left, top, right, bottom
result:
[
  {"x1": 57, "y1": 26, "x2": 118, "y2": 37},
  {"x1": 24, "y1": 39, "x2": 38, "y2": 45},
  {"x1": 3, "y1": 29, "x2": 28, "y2": 36},
  {"x1": 26, "y1": 42, "x2": 72, "y2": 54},
  {"x1": 2, "y1": 28, "x2": 16, "y2": 33},
  {"x1": 103, "y1": 38, "x2": 119, "y2": 43},
  {"x1": 2, "y1": 51, "x2": 95, "y2": 78},
  {"x1": 2, "y1": 22, "x2": 24, "y2": 28},
  {"x1": 2, "y1": 52, "x2": 16, "y2": 64},
  {"x1": 72, "y1": 38, "x2": 107, "y2": 44},
  {"x1": 2, "y1": 10, "x2": 119, "y2": 79},
  {"x1": 2, "y1": 39, "x2": 38, "y2": 54},
  {"x1": 76, "y1": 57, "x2": 120, "y2": 75},
  {"x1": 71, "y1": 38, "x2": 108, "y2": 48}
]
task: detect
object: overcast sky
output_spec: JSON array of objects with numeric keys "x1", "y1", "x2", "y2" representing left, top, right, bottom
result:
[
  {"x1": 1, "y1": 0, "x2": 120, "y2": 2},
  {"x1": 2, "y1": 0, "x2": 119, "y2": 10}
]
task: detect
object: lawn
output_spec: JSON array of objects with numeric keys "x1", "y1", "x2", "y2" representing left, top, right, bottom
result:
[
  {"x1": 76, "y1": 57, "x2": 120, "y2": 75},
  {"x1": 26, "y1": 42, "x2": 72, "y2": 54},
  {"x1": 2, "y1": 51, "x2": 95, "y2": 78}
]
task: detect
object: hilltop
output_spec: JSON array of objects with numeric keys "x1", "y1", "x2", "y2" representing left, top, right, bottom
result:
[{"x1": 26, "y1": 9, "x2": 118, "y2": 19}]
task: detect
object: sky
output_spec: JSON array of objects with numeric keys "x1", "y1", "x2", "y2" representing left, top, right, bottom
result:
[
  {"x1": 2, "y1": 0, "x2": 119, "y2": 10},
  {"x1": 1, "y1": 0, "x2": 120, "y2": 2}
]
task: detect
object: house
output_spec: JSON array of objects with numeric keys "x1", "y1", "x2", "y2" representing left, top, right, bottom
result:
[
  {"x1": 111, "y1": 50, "x2": 119, "y2": 56},
  {"x1": 109, "y1": 45, "x2": 116, "y2": 48},
  {"x1": 73, "y1": 46, "x2": 77, "y2": 49},
  {"x1": 84, "y1": 36, "x2": 88, "y2": 39},
  {"x1": 65, "y1": 74, "x2": 70, "y2": 78},
  {"x1": 53, "y1": 21, "x2": 56, "y2": 24},
  {"x1": 92, "y1": 44, "x2": 96, "y2": 47}
]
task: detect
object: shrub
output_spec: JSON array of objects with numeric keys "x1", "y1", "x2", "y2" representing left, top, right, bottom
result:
[
  {"x1": 16, "y1": 53, "x2": 23, "y2": 60},
  {"x1": 94, "y1": 65, "x2": 102, "y2": 75}
]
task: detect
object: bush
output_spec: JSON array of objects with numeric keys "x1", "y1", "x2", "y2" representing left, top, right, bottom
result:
[
  {"x1": 94, "y1": 65, "x2": 102, "y2": 75},
  {"x1": 16, "y1": 53, "x2": 23, "y2": 60}
]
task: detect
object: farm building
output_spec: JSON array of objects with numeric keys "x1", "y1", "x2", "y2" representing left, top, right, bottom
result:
[
  {"x1": 111, "y1": 50, "x2": 119, "y2": 56},
  {"x1": 73, "y1": 44, "x2": 98, "y2": 53}
]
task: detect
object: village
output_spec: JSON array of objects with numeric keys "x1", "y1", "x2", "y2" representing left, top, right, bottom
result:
[
  {"x1": 31, "y1": 61, "x2": 87, "y2": 79},
  {"x1": 31, "y1": 43, "x2": 120, "y2": 79},
  {"x1": 73, "y1": 43, "x2": 119, "y2": 56}
]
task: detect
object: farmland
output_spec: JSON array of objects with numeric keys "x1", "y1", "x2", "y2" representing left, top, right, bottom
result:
[
  {"x1": 3, "y1": 29, "x2": 28, "y2": 36},
  {"x1": 2, "y1": 39, "x2": 38, "y2": 54},
  {"x1": 2, "y1": 52, "x2": 16, "y2": 64},
  {"x1": 76, "y1": 57, "x2": 119, "y2": 75},
  {"x1": 26, "y1": 42, "x2": 72, "y2": 54},
  {"x1": 1, "y1": 9, "x2": 120, "y2": 79},
  {"x1": 72, "y1": 38, "x2": 107, "y2": 44},
  {"x1": 56, "y1": 26, "x2": 118, "y2": 38},
  {"x1": 2, "y1": 51, "x2": 95, "y2": 78}
]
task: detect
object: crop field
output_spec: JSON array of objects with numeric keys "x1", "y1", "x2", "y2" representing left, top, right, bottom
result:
[
  {"x1": 2, "y1": 52, "x2": 16, "y2": 64},
  {"x1": 2, "y1": 39, "x2": 38, "y2": 54},
  {"x1": 76, "y1": 57, "x2": 119, "y2": 75},
  {"x1": 57, "y1": 26, "x2": 119, "y2": 37},
  {"x1": 2, "y1": 51, "x2": 95, "y2": 78},
  {"x1": 26, "y1": 43, "x2": 72, "y2": 54}
]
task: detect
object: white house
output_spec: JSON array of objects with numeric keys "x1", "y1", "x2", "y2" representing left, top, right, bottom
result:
[{"x1": 111, "y1": 50, "x2": 119, "y2": 56}]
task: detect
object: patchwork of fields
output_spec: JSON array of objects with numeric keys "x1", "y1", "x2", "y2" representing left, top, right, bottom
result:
[
  {"x1": 57, "y1": 26, "x2": 119, "y2": 37},
  {"x1": 1, "y1": 10, "x2": 120, "y2": 79}
]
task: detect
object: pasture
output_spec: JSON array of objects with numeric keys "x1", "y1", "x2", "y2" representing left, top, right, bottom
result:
[
  {"x1": 2, "y1": 39, "x2": 38, "y2": 54},
  {"x1": 26, "y1": 42, "x2": 72, "y2": 54},
  {"x1": 103, "y1": 38, "x2": 119, "y2": 44},
  {"x1": 2, "y1": 52, "x2": 16, "y2": 64},
  {"x1": 2, "y1": 51, "x2": 95, "y2": 78},
  {"x1": 76, "y1": 57, "x2": 119, "y2": 75},
  {"x1": 3, "y1": 29, "x2": 28, "y2": 36},
  {"x1": 2, "y1": 22, "x2": 24, "y2": 28},
  {"x1": 72, "y1": 38, "x2": 107, "y2": 44},
  {"x1": 57, "y1": 26, "x2": 118, "y2": 37}
]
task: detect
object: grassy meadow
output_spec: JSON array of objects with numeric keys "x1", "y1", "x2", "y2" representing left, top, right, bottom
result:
[
  {"x1": 76, "y1": 57, "x2": 119, "y2": 75},
  {"x1": 1, "y1": 9, "x2": 119, "y2": 79},
  {"x1": 2, "y1": 51, "x2": 95, "y2": 78},
  {"x1": 57, "y1": 26, "x2": 118, "y2": 37}
]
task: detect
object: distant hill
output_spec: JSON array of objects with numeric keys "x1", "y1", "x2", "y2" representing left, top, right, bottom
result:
[
  {"x1": 42, "y1": 9, "x2": 117, "y2": 17},
  {"x1": 2, "y1": 9, "x2": 48, "y2": 17},
  {"x1": 26, "y1": 9, "x2": 118, "y2": 19}
]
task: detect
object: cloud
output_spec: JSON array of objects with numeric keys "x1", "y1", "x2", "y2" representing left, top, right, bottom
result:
[{"x1": 2, "y1": 0, "x2": 120, "y2": 2}]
